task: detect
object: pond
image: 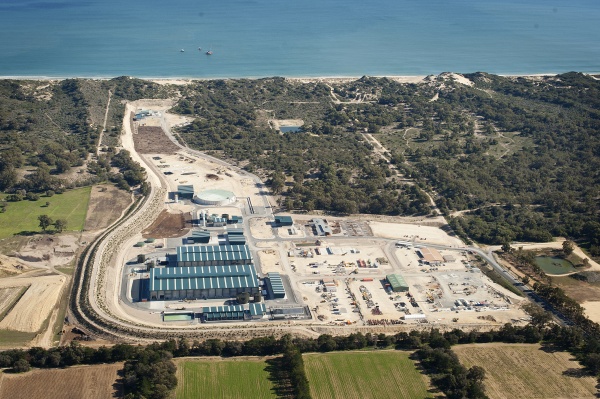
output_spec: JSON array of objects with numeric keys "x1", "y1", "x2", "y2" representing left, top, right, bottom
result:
[
  {"x1": 163, "y1": 313, "x2": 193, "y2": 322},
  {"x1": 535, "y1": 256, "x2": 577, "y2": 275},
  {"x1": 279, "y1": 126, "x2": 302, "y2": 133}
]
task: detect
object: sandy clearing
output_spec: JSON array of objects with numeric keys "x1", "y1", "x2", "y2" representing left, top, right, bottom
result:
[
  {"x1": 581, "y1": 301, "x2": 600, "y2": 324},
  {"x1": 257, "y1": 249, "x2": 284, "y2": 273},
  {"x1": 0, "y1": 254, "x2": 29, "y2": 277},
  {"x1": 0, "y1": 275, "x2": 66, "y2": 332},
  {"x1": 0, "y1": 287, "x2": 23, "y2": 316},
  {"x1": 448, "y1": 73, "x2": 474, "y2": 86},
  {"x1": 250, "y1": 218, "x2": 275, "y2": 239},
  {"x1": 369, "y1": 221, "x2": 462, "y2": 247}
]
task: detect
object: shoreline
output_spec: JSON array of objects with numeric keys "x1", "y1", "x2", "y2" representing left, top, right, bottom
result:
[{"x1": 1, "y1": 72, "x2": 599, "y2": 83}]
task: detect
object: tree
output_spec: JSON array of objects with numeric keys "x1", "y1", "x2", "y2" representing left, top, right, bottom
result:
[
  {"x1": 501, "y1": 242, "x2": 512, "y2": 253},
  {"x1": 12, "y1": 359, "x2": 30, "y2": 373},
  {"x1": 562, "y1": 240, "x2": 575, "y2": 256},
  {"x1": 38, "y1": 215, "x2": 53, "y2": 232},
  {"x1": 53, "y1": 219, "x2": 67, "y2": 233}
]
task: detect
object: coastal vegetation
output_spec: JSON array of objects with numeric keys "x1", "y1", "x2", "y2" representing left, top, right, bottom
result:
[{"x1": 172, "y1": 73, "x2": 600, "y2": 255}]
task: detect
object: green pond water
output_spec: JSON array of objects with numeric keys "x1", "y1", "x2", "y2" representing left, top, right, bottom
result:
[
  {"x1": 163, "y1": 313, "x2": 193, "y2": 322},
  {"x1": 535, "y1": 256, "x2": 577, "y2": 275}
]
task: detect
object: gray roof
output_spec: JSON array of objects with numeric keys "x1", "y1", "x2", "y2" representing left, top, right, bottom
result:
[
  {"x1": 267, "y1": 272, "x2": 285, "y2": 295},
  {"x1": 191, "y1": 230, "x2": 211, "y2": 237},
  {"x1": 149, "y1": 264, "x2": 258, "y2": 291},
  {"x1": 176, "y1": 244, "x2": 252, "y2": 263},
  {"x1": 227, "y1": 228, "x2": 245, "y2": 235},
  {"x1": 275, "y1": 216, "x2": 293, "y2": 223},
  {"x1": 177, "y1": 185, "x2": 195, "y2": 194}
]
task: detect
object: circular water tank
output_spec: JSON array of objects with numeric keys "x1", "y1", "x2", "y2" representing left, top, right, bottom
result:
[{"x1": 193, "y1": 189, "x2": 236, "y2": 206}]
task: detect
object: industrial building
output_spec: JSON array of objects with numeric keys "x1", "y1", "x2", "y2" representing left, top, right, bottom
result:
[
  {"x1": 199, "y1": 303, "x2": 268, "y2": 322},
  {"x1": 175, "y1": 244, "x2": 253, "y2": 267},
  {"x1": 228, "y1": 215, "x2": 243, "y2": 225},
  {"x1": 187, "y1": 230, "x2": 210, "y2": 244},
  {"x1": 270, "y1": 306, "x2": 309, "y2": 320},
  {"x1": 148, "y1": 264, "x2": 259, "y2": 300},
  {"x1": 275, "y1": 216, "x2": 293, "y2": 227},
  {"x1": 266, "y1": 272, "x2": 286, "y2": 299},
  {"x1": 311, "y1": 218, "x2": 332, "y2": 236},
  {"x1": 177, "y1": 184, "x2": 195, "y2": 199},
  {"x1": 387, "y1": 274, "x2": 410, "y2": 292},
  {"x1": 418, "y1": 247, "x2": 444, "y2": 265}
]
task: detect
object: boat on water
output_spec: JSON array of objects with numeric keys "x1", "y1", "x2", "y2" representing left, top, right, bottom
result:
[
  {"x1": 206, "y1": 50, "x2": 213, "y2": 55},
  {"x1": 180, "y1": 49, "x2": 185, "y2": 52},
  {"x1": 198, "y1": 47, "x2": 202, "y2": 51}
]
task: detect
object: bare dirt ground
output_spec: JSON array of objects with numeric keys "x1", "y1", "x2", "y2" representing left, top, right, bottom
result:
[
  {"x1": 0, "y1": 363, "x2": 123, "y2": 399},
  {"x1": 0, "y1": 274, "x2": 66, "y2": 332},
  {"x1": 455, "y1": 343, "x2": 598, "y2": 399},
  {"x1": 0, "y1": 254, "x2": 29, "y2": 278},
  {"x1": 13, "y1": 234, "x2": 79, "y2": 268},
  {"x1": 369, "y1": 221, "x2": 463, "y2": 247},
  {"x1": 133, "y1": 124, "x2": 181, "y2": 154},
  {"x1": 250, "y1": 218, "x2": 275, "y2": 239},
  {"x1": 581, "y1": 301, "x2": 600, "y2": 324},
  {"x1": 142, "y1": 209, "x2": 189, "y2": 238},
  {"x1": 84, "y1": 184, "x2": 133, "y2": 232},
  {"x1": 0, "y1": 287, "x2": 24, "y2": 317},
  {"x1": 257, "y1": 249, "x2": 284, "y2": 273}
]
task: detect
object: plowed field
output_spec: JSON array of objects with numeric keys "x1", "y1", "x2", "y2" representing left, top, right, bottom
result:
[
  {"x1": 0, "y1": 363, "x2": 122, "y2": 399},
  {"x1": 455, "y1": 343, "x2": 597, "y2": 399},
  {"x1": 304, "y1": 351, "x2": 433, "y2": 399}
]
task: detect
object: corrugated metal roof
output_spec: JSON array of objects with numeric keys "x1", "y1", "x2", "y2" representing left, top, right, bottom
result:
[
  {"x1": 275, "y1": 216, "x2": 293, "y2": 223},
  {"x1": 227, "y1": 228, "x2": 245, "y2": 235},
  {"x1": 249, "y1": 302, "x2": 267, "y2": 316},
  {"x1": 177, "y1": 185, "x2": 195, "y2": 194},
  {"x1": 387, "y1": 274, "x2": 409, "y2": 289},
  {"x1": 149, "y1": 265, "x2": 258, "y2": 291},
  {"x1": 267, "y1": 272, "x2": 286, "y2": 295},
  {"x1": 191, "y1": 230, "x2": 211, "y2": 237},
  {"x1": 177, "y1": 245, "x2": 253, "y2": 264}
]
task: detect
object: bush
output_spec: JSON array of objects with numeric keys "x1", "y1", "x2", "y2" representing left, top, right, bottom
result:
[{"x1": 12, "y1": 359, "x2": 30, "y2": 373}]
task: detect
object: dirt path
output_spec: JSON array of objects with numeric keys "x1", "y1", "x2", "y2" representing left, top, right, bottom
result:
[{"x1": 96, "y1": 89, "x2": 112, "y2": 155}]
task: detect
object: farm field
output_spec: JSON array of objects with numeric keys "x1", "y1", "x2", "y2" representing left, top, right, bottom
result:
[
  {"x1": 0, "y1": 274, "x2": 66, "y2": 332},
  {"x1": 455, "y1": 343, "x2": 598, "y2": 399},
  {"x1": 0, "y1": 187, "x2": 91, "y2": 239},
  {"x1": 304, "y1": 351, "x2": 433, "y2": 399},
  {"x1": 175, "y1": 357, "x2": 276, "y2": 399},
  {"x1": 0, "y1": 363, "x2": 122, "y2": 399}
]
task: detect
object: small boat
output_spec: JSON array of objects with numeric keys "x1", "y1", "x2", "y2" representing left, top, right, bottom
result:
[
  {"x1": 198, "y1": 47, "x2": 202, "y2": 51},
  {"x1": 206, "y1": 50, "x2": 213, "y2": 55},
  {"x1": 180, "y1": 49, "x2": 185, "y2": 52}
]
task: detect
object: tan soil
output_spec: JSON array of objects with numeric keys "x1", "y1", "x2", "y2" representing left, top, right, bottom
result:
[
  {"x1": 84, "y1": 184, "x2": 133, "y2": 231},
  {"x1": 0, "y1": 363, "x2": 123, "y2": 399},
  {"x1": 142, "y1": 209, "x2": 189, "y2": 239},
  {"x1": 369, "y1": 221, "x2": 463, "y2": 247},
  {"x1": 0, "y1": 274, "x2": 66, "y2": 332},
  {"x1": 0, "y1": 254, "x2": 29, "y2": 278},
  {"x1": 249, "y1": 218, "x2": 274, "y2": 239},
  {"x1": 0, "y1": 287, "x2": 24, "y2": 317}
]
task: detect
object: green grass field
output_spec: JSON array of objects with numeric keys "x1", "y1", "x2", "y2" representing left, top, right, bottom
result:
[
  {"x1": 0, "y1": 187, "x2": 91, "y2": 239},
  {"x1": 304, "y1": 351, "x2": 433, "y2": 399},
  {"x1": 175, "y1": 358, "x2": 277, "y2": 399}
]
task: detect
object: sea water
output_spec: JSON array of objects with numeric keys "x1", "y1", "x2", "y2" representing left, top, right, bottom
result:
[{"x1": 0, "y1": 0, "x2": 599, "y2": 78}]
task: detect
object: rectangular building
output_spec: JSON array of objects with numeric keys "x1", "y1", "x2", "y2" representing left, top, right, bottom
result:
[
  {"x1": 149, "y1": 264, "x2": 259, "y2": 300},
  {"x1": 176, "y1": 244, "x2": 253, "y2": 267},
  {"x1": 177, "y1": 184, "x2": 195, "y2": 199},
  {"x1": 266, "y1": 272, "x2": 286, "y2": 299},
  {"x1": 418, "y1": 247, "x2": 444, "y2": 265},
  {"x1": 275, "y1": 216, "x2": 294, "y2": 226},
  {"x1": 188, "y1": 230, "x2": 210, "y2": 244},
  {"x1": 312, "y1": 218, "x2": 332, "y2": 236},
  {"x1": 387, "y1": 274, "x2": 409, "y2": 292}
]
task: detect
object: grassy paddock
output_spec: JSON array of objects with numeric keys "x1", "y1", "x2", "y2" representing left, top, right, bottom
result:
[
  {"x1": 304, "y1": 350, "x2": 433, "y2": 399},
  {"x1": 0, "y1": 187, "x2": 91, "y2": 238},
  {"x1": 455, "y1": 343, "x2": 597, "y2": 399},
  {"x1": 175, "y1": 357, "x2": 277, "y2": 399}
]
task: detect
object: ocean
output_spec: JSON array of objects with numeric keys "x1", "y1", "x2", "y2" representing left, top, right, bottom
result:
[{"x1": 0, "y1": 0, "x2": 599, "y2": 78}]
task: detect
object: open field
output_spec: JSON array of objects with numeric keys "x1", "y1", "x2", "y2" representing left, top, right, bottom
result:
[
  {"x1": 304, "y1": 351, "x2": 433, "y2": 399},
  {"x1": 0, "y1": 363, "x2": 122, "y2": 399},
  {"x1": 175, "y1": 357, "x2": 276, "y2": 399},
  {"x1": 0, "y1": 187, "x2": 91, "y2": 239},
  {"x1": 455, "y1": 343, "x2": 598, "y2": 399},
  {"x1": 369, "y1": 221, "x2": 463, "y2": 247},
  {"x1": 84, "y1": 184, "x2": 132, "y2": 231},
  {"x1": 0, "y1": 274, "x2": 66, "y2": 332},
  {"x1": 0, "y1": 286, "x2": 28, "y2": 320}
]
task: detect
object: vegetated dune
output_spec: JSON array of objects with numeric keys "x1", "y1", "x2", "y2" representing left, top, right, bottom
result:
[
  {"x1": 0, "y1": 363, "x2": 122, "y2": 399},
  {"x1": 0, "y1": 275, "x2": 66, "y2": 332}
]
